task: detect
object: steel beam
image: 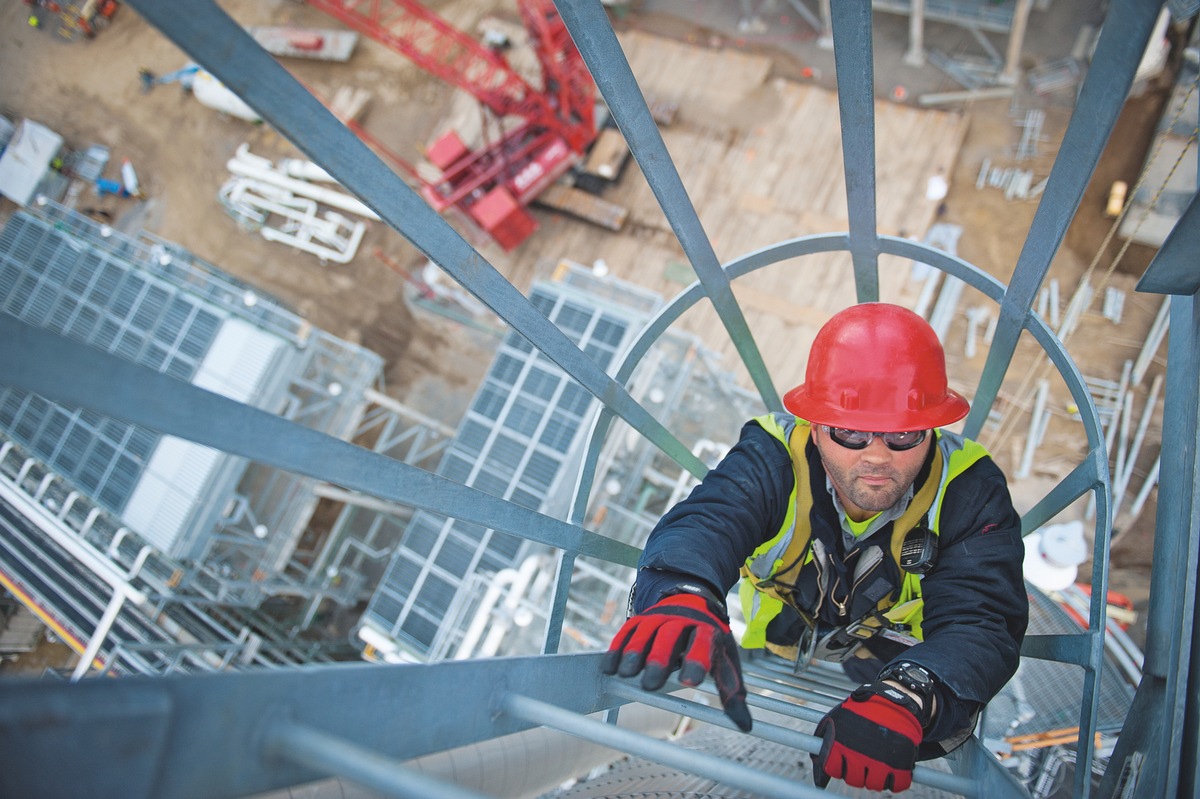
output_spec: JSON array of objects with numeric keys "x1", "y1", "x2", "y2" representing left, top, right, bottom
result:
[
  {"x1": 0, "y1": 652, "x2": 618, "y2": 799},
  {"x1": 0, "y1": 316, "x2": 638, "y2": 570}
]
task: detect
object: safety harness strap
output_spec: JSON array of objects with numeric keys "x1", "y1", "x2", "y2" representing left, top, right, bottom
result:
[{"x1": 740, "y1": 415, "x2": 989, "y2": 656}]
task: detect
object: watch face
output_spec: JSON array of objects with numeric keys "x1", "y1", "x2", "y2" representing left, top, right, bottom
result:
[{"x1": 892, "y1": 662, "x2": 933, "y2": 691}]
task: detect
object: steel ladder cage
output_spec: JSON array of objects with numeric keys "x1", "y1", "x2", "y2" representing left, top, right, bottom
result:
[{"x1": 0, "y1": 0, "x2": 1194, "y2": 798}]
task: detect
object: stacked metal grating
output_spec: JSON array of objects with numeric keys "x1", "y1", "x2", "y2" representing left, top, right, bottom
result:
[{"x1": 0, "y1": 201, "x2": 384, "y2": 673}]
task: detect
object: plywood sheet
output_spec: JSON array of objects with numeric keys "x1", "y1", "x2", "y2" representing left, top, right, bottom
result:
[{"x1": 487, "y1": 31, "x2": 968, "y2": 393}]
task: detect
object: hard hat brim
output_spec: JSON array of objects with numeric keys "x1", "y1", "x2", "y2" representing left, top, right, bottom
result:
[{"x1": 782, "y1": 383, "x2": 970, "y2": 432}]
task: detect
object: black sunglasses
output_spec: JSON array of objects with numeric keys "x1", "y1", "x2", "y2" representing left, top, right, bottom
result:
[{"x1": 822, "y1": 426, "x2": 928, "y2": 451}]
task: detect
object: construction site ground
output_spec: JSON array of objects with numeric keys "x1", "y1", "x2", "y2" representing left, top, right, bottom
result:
[{"x1": 0, "y1": 0, "x2": 1181, "y2": 669}]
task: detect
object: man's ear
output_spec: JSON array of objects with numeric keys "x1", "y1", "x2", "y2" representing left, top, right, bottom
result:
[{"x1": 809, "y1": 424, "x2": 827, "y2": 459}]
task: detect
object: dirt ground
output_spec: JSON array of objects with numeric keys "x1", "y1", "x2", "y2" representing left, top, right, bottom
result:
[{"x1": 0, "y1": 0, "x2": 1181, "y2": 651}]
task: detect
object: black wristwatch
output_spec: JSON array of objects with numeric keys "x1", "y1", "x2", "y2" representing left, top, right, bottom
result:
[{"x1": 878, "y1": 661, "x2": 937, "y2": 726}]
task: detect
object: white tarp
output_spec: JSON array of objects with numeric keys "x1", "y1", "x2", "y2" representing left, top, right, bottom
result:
[{"x1": 0, "y1": 119, "x2": 63, "y2": 206}]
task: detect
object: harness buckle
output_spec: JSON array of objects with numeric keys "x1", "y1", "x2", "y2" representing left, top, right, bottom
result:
[
  {"x1": 810, "y1": 626, "x2": 865, "y2": 663},
  {"x1": 844, "y1": 619, "x2": 878, "y2": 640},
  {"x1": 801, "y1": 618, "x2": 920, "y2": 665},
  {"x1": 793, "y1": 623, "x2": 819, "y2": 673}
]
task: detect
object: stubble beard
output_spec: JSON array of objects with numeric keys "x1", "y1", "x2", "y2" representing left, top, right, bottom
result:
[{"x1": 831, "y1": 464, "x2": 906, "y2": 514}]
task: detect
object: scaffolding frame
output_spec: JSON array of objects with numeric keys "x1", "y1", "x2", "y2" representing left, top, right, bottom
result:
[{"x1": 0, "y1": 0, "x2": 1197, "y2": 797}]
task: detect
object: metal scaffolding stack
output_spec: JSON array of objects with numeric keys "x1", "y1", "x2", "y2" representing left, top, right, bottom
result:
[
  {"x1": 0, "y1": 200, "x2": 383, "y2": 673},
  {"x1": 356, "y1": 262, "x2": 760, "y2": 663}
]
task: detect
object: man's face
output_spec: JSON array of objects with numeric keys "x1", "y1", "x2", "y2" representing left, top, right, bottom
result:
[{"x1": 812, "y1": 425, "x2": 931, "y2": 522}]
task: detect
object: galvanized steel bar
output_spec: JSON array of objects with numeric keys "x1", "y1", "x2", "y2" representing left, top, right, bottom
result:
[
  {"x1": 121, "y1": 0, "x2": 706, "y2": 480},
  {"x1": 604, "y1": 675, "x2": 825, "y2": 727},
  {"x1": 742, "y1": 672, "x2": 850, "y2": 708},
  {"x1": 1020, "y1": 633, "x2": 1093, "y2": 667},
  {"x1": 541, "y1": 550, "x2": 576, "y2": 654},
  {"x1": 604, "y1": 678, "x2": 984, "y2": 796},
  {"x1": 552, "y1": 0, "x2": 780, "y2": 410},
  {"x1": 966, "y1": 0, "x2": 1165, "y2": 433},
  {"x1": 500, "y1": 691, "x2": 832, "y2": 799},
  {"x1": 830, "y1": 0, "x2": 880, "y2": 302},
  {"x1": 0, "y1": 652, "x2": 619, "y2": 799},
  {"x1": 1019, "y1": 449, "x2": 1106, "y2": 534},
  {"x1": 1101, "y1": 294, "x2": 1200, "y2": 798},
  {"x1": 263, "y1": 721, "x2": 492, "y2": 799},
  {"x1": 951, "y1": 736, "x2": 1034, "y2": 798},
  {"x1": 1137, "y1": 192, "x2": 1200, "y2": 295},
  {"x1": 0, "y1": 316, "x2": 639, "y2": 569}
]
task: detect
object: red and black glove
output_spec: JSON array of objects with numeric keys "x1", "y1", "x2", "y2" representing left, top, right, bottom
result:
[
  {"x1": 602, "y1": 588, "x2": 752, "y2": 732},
  {"x1": 812, "y1": 682, "x2": 924, "y2": 792}
]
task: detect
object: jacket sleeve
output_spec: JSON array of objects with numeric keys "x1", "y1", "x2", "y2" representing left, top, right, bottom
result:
[
  {"x1": 633, "y1": 421, "x2": 794, "y2": 613},
  {"x1": 891, "y1": 456, "x2": 1029, "y2": 744}
]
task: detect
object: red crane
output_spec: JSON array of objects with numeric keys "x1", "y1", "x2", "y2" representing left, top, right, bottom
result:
[{"x1": 306, "y1": 0, "x2": 597, "y2": 250}]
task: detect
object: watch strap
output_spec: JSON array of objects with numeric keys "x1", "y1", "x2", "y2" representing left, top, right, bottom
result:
[{"x1": 876, "y1": 661, "x2": 937, "y2": 728}]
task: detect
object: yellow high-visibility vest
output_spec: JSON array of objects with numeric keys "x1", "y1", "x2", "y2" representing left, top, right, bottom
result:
[{"x1": 738, "y1": 413, "x2": 990, "y2": 654}]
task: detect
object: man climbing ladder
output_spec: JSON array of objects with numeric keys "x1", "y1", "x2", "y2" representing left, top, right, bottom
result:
[{"x1": 605, "y1": 303, "x2": 1028, "y2": 792}]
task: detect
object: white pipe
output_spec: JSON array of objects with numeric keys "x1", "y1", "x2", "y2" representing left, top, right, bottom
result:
[
  {"x1": 227, "y1": 144, "x2": 380, "y2": 220},
  {"x1": 1017, "y1": 380, "x2": 1049, "y2": 479},
  {"x1": 1110, "y1": 389, "x2": 1134, "y2": 515},
  {"x1": 1107, "y1": 360, "x2": 1133, "y2": 445},
  {"x1": 913, "y1": 266, "x2": 941, "y2": 319},
  {"x1": 1, "y1": 462, "x2": 243, "y2": 672},
  {"x1": 1113, "y1": 374, "x2": 1163, "y2": 519},
  {"x1": 1058, "y1": 279, "x2": 1092, "y2": 339},
  {"x1": 106, "y1": 526, "x2": 130, "y2": 558},
  {"x1": 362, "y1": 388, "x2": 458, "y2": 437},
  {"x1": 456, "y1": 569, "x2": 520, "y2": 661},
  {"x1": 72, "y1": 592, "x2": 126, "y2": 681},
  {"x1": 259, "y1": 215, "x2": 365, "y2": 264},
  {"x1": 929, "y1": 275, "x2": 964, "y2": 341},
  {"x1": 1128, "y1": 455, "x2": 1161, "y2": 518},
  {"x1": 1132, "y1": 297, "x2": 1170, "y2": 387},
  {"x1": 224, "y1": 177, "x2": 366, "y2": 263},
  {"x1": 1088, "y1": 359, "x2": 1132, "y2": 520},
  {"x1": 480, "y1": 556, "x2": 546, "y2": 657},
  {"x1": 965, "y1": 307, "x2": 989, "y2": 359},
  {"x1": 357, "y1": 622, "x2": 421, "y2": 664},
  {"x1": 280, "y1": 158, "x2": 335, "y2": 183}
]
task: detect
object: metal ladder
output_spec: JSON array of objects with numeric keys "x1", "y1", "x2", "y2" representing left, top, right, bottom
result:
[{"x1": 1, "y1": 1, "x2": 1197, "y2": 797}]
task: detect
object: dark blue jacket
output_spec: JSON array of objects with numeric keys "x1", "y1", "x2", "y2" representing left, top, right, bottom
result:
[{"x1": 634, "y1": 419, "x2": 1028, "y2": 747}]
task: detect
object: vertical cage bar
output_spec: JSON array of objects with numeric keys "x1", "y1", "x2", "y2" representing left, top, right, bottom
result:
[
  {"x1": 552, "y1": 0, "x2": 780, "y2": 410},
  {"x1": 965, "y1": 0, "x2": 1166, "y2": 437},
  {"x1": 829, "y1": 0, "x2": 880, "y2": 303}
]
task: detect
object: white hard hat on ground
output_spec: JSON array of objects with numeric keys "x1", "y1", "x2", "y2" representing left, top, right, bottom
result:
[{"x1": 1023, "y1": 520, "x2": 1089, "y2": 592}]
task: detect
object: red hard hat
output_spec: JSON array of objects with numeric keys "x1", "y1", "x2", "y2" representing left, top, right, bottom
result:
[{"x1": 782, "y1": 303, "x2": 969, "y2": 431}]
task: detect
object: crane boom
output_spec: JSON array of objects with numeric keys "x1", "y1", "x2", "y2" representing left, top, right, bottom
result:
[
  {"x1": 305, "y1": 0, "x2": 591, "y2": 152},
  {"x1": 516, "y1": 0, "x2": 595, "y2": 152},
  {"x1": 306, "y1": 0, "x2": 600, "y2": 251}
]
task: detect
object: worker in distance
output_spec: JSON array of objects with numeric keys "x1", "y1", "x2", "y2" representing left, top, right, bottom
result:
[{"x1": 604, "y1": 303, "x2": 1028, "y2": 792}]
